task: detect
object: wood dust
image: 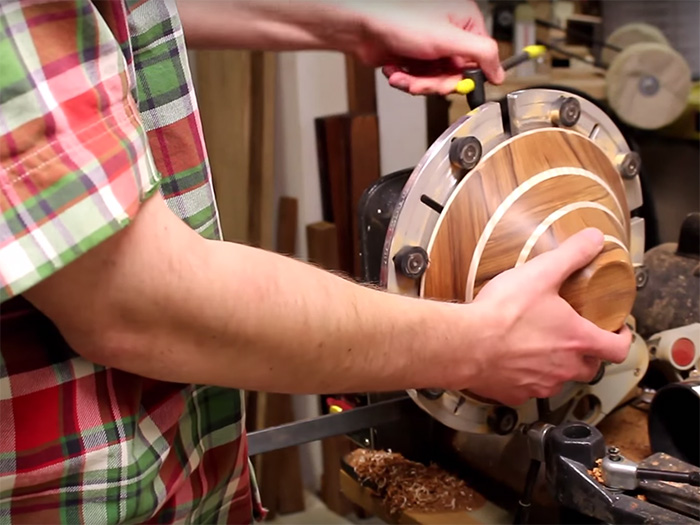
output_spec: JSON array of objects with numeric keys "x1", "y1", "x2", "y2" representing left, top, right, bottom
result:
[{"x1": 346, "y1": 449, "x2": 480, "y2": 516}]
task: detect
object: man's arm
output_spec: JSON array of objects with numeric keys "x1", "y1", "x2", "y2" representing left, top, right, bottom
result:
[
  {"x1": 177, "y1": 0, "x2": 505, "y2": 94},
  {"x1": 24, "y1": 194, "x2": 630, "y2": 405}
]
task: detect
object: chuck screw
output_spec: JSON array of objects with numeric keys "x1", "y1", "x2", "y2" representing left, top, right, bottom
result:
[
  {"x1": 553, "y1": 97, "x2": 581, "y2": 127},
  {"x1": 394, "y1": 246, "x2": 429, "y2": 279},
  {"x1": 449, "y1": 136, "x2": 482, "y2": 171}
]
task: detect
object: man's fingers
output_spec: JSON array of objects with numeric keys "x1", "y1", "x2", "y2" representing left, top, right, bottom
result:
[
  {"x1": 437, "y1": 28, "x2": 504, "y2": 83},
  {"x1": 574, "y1": 355, "x2": 603, "y2": 383},
  {"x1": 578, "y1": 322, "x2": 632, "y2": 364},
  {"x1": 384, "y1": 68, "x2": 463, "y2": 95},
  {"x1": 528, "y1": 228, "x2": 605, "y2": 287}
]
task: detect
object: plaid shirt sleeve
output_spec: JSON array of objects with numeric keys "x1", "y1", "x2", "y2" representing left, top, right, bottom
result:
[{"x1": 0, "y1": 0, "x2": 161, "y2": 302}]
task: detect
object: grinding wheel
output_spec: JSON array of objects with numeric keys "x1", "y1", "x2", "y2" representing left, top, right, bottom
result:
[
  {"x1": 606, "y1": 42, "x2": 692, "y2": 130},
  {"x1": 381, "y1": 88, "x2": 649, "y2": 434},
  {"x1": 601, "y1": 22, "x2": 670, "y2": 67}
]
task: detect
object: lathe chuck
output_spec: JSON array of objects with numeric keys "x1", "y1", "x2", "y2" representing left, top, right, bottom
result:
[
  {"x1": 381, "y1": 88, "x2": 647, "y2": 434},
  {"x1": 423, "y1": 127, "x2": 634, "y2": 332}
]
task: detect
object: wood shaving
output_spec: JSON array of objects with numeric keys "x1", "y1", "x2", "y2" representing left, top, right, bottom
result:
[
  {"x1": 589, "y1": 458, "x2": 605, "y2": 484},
  {"x1": 346, "y1": 449, "x2": 477, "y2": 516}
]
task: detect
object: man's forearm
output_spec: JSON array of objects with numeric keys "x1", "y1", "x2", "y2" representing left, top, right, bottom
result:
[
  {"x1": 26, "y1": 194, "x2": 486, "y2": 394},
  {"x1": 177, "y1": 0, "x2": 367, "y2": 52}
]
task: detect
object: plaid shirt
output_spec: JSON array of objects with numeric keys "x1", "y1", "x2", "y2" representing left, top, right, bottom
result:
[{"x1": 0, "y1": 0, "x2": 263, "y2": 522}]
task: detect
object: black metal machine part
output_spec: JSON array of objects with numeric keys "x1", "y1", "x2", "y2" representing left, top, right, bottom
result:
[
  {"x1": 247, "y1": 395, "x2": 418, "y2": 456},
  {"x1": 545, "y1": 422, "x2": 700, "y2": 524}
]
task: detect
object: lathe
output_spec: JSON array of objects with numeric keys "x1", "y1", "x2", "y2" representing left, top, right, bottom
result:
[{"x1": 249, "y1": 50, "x2": 700, "y2": 524}]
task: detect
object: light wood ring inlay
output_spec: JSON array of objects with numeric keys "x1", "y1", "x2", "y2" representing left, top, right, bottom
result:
[{"x1": 423, "y1": 128, "x2": 635, "y2": 332}]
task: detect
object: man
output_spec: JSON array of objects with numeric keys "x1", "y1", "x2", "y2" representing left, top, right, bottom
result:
[{"x1": 0, "y1": 0, "x2": 630, "y2": 522}]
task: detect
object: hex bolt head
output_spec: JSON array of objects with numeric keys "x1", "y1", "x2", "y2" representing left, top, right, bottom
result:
[
  {"x1": 620, "y1": 152, "x2": 642, "y2": 179},
  {"x1": 638, "y1": 75, "x2": 660, "y2": 96},
  {"x1": 449, "y1": 136, "x2": 483, "y2": 171},
  {"x1": 635, "y1": 265, "x2": 648, "y2": 289},
  {"x1": 487, "y1": 406, "x2": 519, "y2": 435},
  {"x1": 419, "y1": 388, "x2": 445, "y2": 400},
  {"x1": 555, "y1": 97, "x2": 581, "y2": 127},
  {"x1": 607, "y1": 446, "x2": 622, "y2": 461},
  {"x1": 394, "y1": 246, "x2": 429, "y2": 279}
]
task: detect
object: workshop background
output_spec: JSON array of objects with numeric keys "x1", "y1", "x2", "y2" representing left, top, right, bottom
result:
[{"x1": 187, "y1": 0, "x2": 699, "y2": 522}]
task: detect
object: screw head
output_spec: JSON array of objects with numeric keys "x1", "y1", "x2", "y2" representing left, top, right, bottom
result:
[
  {"x1": 394, "y1": 246, "x2": 429, "y2": 279},
  {"x1": 419, "y1": 388, "x2": 445, "y2": 400},
  {"x1": 635, "y1": 266, "x2": 648, "y2": 289},
  {"x1": 557, "y1": 97, "x2": 581, "y2": 127},
  {"x1": 449, "y1": 136, "x2": 482, "y2": 171},
  {"x1": 638, "y1": 75, "x2": 660, "y2": 97},
  {"x1": 620, "y1": 152, "x2": 642, "y2": 179},
  {"x1": 487, "y1": 406, "x2": 519, "y2": 435}
]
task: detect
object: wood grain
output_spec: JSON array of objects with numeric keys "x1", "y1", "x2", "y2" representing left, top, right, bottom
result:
[
  {"x1": 276, "y1": 197, "x2": 298, "y2": 256},
  {"x1": 345, "y1": 55, "x2": 377, "y2": 114},
  {"x1": 248, "y1": 52, "x2": 276, "y2": 250},
  {"x1": 195, "y1": 50, "x2": 276, "y2": 248},
  {"x1": 315, "y1": 116, "x2": 354, "y2": 274},
  {"x1": 423, "y1": 128, "x2": 634, "y2": 332},
  {"x1": 195, "y1": 50, "x2": 251, "y2": 243},
  {"x1": 349, "y1": 114, "x2": 381, "y2": 277},
  {"x1": 307, "y1": 221, "x2": 340, "y2": 270},
  {"x1": 340, "y1": 470, "x2": 484, "y2": 525},
  {"x1": 315, "y1": 114, "x2": 381, "y2": 277}
]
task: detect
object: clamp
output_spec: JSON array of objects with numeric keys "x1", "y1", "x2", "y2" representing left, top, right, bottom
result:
[
  {"x1": 455, "y1": 45, "x2": 547, "y2": 109},
  {"x1": 601, "y1": 447, "x2": 700, "y2": 490}
]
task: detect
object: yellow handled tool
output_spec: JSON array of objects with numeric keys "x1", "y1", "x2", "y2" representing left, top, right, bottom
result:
[{"x1": 456, "y1": 45, "x2": 547, "y2": 102}]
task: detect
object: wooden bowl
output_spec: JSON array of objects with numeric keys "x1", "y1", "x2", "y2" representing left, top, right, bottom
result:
[{"x1": 422, "y1": 127, "x2": 636, "y2": 332}]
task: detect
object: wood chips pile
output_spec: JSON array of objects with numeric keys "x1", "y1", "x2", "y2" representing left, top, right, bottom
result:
[{"x1": 346, "y1": 448, "x2": 478, "y2": 516}]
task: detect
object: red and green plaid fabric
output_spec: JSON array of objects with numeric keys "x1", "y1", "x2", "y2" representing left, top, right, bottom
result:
[{"x1": 0, "y1": 1, "x2": 262, "y2": 522}]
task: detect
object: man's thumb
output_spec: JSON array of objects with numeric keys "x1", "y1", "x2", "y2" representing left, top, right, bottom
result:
[{"x1": 540, "y1": 228, "x2": 605, "y2": 285}]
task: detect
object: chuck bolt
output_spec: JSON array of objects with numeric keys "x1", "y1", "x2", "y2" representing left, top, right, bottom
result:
[
  {"x1": 394, "y1": 246, "x2": 429, "y2": 279},
  {"x1": 449, "y1": 136, "x2": 482, "y2": 171},
  {"x1": 554, "y1": 97, "x2": 581, "y2": 127},
  {"x1": 419, "y1": 388, "x2": 445, "y2": 400},
  {"x1": 488, "y1": 406, "x2": 519, "y2": 435},
  {"x1": 619, "y1": 152, "x2": 642, "y2": 179}
]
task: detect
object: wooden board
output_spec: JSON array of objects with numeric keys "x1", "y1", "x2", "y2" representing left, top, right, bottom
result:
[
  {"x1": 307, "y1": 222, "x2": 340, "y2": 269},
  {"x1": 345, "y1": 55, "x2": 377, "y2": 114},
  {"x1": 195, "y1": 50, "x2": 276, "y2": 248},
  {"x1": 195, "y1": 50, "x2": 252, "y2": 243},
  {"x1": 349, "y1": 114, "x2": 381, "y2": 277},
  {"x1": 276, "y1": 197, "x2": 298, "y2": 256},
  {"x1": 339, "y1": 471, "x2": 510, "y2": 524},
  {"x1": 248, "y1": 52, "x2": 276, "y2": 250},
  {"x1": 316, "y1": 116, "x2": 353, "y2": 274},
  {"x1": 315, "y1": 114, "x2": 381, "y2": 277},
  {"x1": 423, "y1": 128, "x2": 635, "y2": 332}
]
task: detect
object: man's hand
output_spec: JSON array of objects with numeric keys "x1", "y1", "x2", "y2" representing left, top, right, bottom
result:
[
  {"x1": 355, "y1": 0, "x2": 505, "y2": 95},
  {"x1": 467, "y1": 228, "x2": 632, "y2": 406},
  {"x1": 178, "y1": 0, "x2": 503, "y2": 96}
]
